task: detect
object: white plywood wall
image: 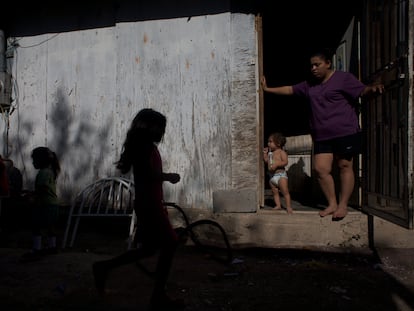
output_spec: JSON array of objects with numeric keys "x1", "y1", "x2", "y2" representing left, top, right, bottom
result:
[{"x1": 3, "y1": 12, "x2": 259, "y2": 209}]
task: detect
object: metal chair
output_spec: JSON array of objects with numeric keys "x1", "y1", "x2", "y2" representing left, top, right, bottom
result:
[{"x1": 62, "y1": 177, "x2": 135, "y2": 249}]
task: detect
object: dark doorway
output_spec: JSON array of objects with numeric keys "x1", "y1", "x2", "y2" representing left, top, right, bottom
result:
[{"x1": 260, "y1": 1, "x2": 363, "y2": 210}]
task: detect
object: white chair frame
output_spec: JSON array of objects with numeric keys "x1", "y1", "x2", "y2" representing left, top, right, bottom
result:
[{"x1": 62, "y1": 177, "x2": 136, "y2": 249}]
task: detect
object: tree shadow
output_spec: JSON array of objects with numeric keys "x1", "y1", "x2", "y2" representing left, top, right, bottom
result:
[{"x1": 7, "y1": 86, "x2": 114, "y2": 203}]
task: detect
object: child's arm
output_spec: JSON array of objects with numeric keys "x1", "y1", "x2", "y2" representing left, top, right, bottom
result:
[
  {"x1": 137, "y1": 148, "x2": 180, "y2": 184},
  {"x1": 140, "y1": 168, "x2": 180, "y2": 185},
  {"x1": 263, "y1": 147, "x2": 269, "y2": 164}
]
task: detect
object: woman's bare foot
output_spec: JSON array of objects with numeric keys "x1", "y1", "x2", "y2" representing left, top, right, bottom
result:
[
  {"x1": 333, "y1": 205, "x2": 348, "y2": 219},
  {"x1": 286, "y1": 207, "x2": 293, "y2": 214},
  {"x1": 272, "y1": 206, "x2": 282, "y2": 210},
  {"x1": 319, "y1": 205, "x2": 337, "y2": 217}
]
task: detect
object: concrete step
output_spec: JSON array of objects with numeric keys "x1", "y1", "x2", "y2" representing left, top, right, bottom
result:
[{"x1": 169, "y1": 206, "x2": 369, "y2": 250}]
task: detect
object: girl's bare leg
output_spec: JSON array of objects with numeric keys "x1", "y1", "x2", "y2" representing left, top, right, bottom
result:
[
  {"x1": 279, "y1": 179, "x2": 292, "y2": 214},
  {"x1": 270, "y1": 183, "x2": 282, "y2": 209}
]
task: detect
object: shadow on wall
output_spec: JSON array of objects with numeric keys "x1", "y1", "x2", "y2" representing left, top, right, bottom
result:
[{"x1": 10, "y1": 87, "x2": 114, "y2": 204}]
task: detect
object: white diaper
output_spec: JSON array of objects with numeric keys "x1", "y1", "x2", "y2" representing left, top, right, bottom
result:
[{"x1": 270, "y1": 171, "x2": 288, "y2": 187}]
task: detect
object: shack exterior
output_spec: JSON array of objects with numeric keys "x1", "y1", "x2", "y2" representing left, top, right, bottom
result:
[
  {"x1": 1, "y1": 3, "x2": 260, "y2": 210},
  {"x1": 1, "y1": 0, "x2": 414, "y2": 249}
]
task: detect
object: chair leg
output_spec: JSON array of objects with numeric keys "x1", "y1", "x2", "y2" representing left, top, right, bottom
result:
[
  {"x1": 62, "y1": 207, "x2": 75, "y2": 249},
  {"x1": 69, "y1": 216, "x2": 81, "y2": 248},
  {"x1": 127, "y1": 212, "x2": 137, "y2": 249}
]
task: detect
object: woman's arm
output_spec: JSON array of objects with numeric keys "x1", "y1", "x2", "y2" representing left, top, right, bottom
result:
[
  {"x1": 261, "y1": 76, "x2": 294, "y2": 95},
  {"x1": 361, "y1": 83, "x2": 384, "y2": 97}
]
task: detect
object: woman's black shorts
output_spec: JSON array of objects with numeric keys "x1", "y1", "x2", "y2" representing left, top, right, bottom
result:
[{"x1": 313, "y1": 132, "x2": 362, "y2": 156}]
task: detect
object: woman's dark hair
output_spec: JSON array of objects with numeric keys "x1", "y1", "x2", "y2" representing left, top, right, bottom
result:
[
  {"x1": 307, "y1": 48, "x2": 334, "y2": 84},
  {"x1": 31, "y1": 147, "x2": 61, "y2": 179},
  {"x1": 116, "y1": 108, "x2": 167, "y2": 174},
  {"x1": 310, "y1": 48, "x2": 334, "y2": 63}
]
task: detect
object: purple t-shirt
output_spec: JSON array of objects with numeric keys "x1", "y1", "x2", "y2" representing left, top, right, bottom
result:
[{"x1": 292, "y1": 71, "x2": 366, "y2": 141}]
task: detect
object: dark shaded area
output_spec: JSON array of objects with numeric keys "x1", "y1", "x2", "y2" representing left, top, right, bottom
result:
[
  {"x1": 261, "y1": 1, "x2": 363, "y2": 139},
  {"x1": 2, "y1": 0, "x2": 233, "y2": 37},
  {"x1": 1, "y1": 203, "x2": 414, "y2": 311},
  {"x1": 2, "y1": 0, "x2": 360, "y2": 42},
  {"x1": 260, "y1": 1, "x2": 364, "y2": 209},
  {"x1": 285, "y1": 157, "x2": 314, "y2": 205}
]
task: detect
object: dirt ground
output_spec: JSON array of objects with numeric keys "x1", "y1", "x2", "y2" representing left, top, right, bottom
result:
[{"x1": 1, "y1": 205, "x2": 414, "y2": 311}]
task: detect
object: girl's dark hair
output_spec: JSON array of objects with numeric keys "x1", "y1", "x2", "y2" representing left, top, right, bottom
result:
[
  {"x1": 116, "y1": 108, "x2": 167, "y2": 174},
  {"x1": 269, "y1": 132, "x2": 287, "y2": 148},
  {"x1": 31, "y1": 147, "x2": 61, "y2": 179}
]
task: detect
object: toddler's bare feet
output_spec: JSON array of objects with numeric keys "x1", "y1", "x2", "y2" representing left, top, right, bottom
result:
[{"x1": 319, "y1": 205, "x2": 336, "y2": 217}]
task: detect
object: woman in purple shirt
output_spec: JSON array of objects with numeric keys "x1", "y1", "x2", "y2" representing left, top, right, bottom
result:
[{"x1": 261, "y1": 49, "x2": 384, "y2": 220}]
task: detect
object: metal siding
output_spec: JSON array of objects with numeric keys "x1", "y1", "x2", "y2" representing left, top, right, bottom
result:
[{"x1": 362, "y1": 0, "x2": 413, "y2": 227}]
